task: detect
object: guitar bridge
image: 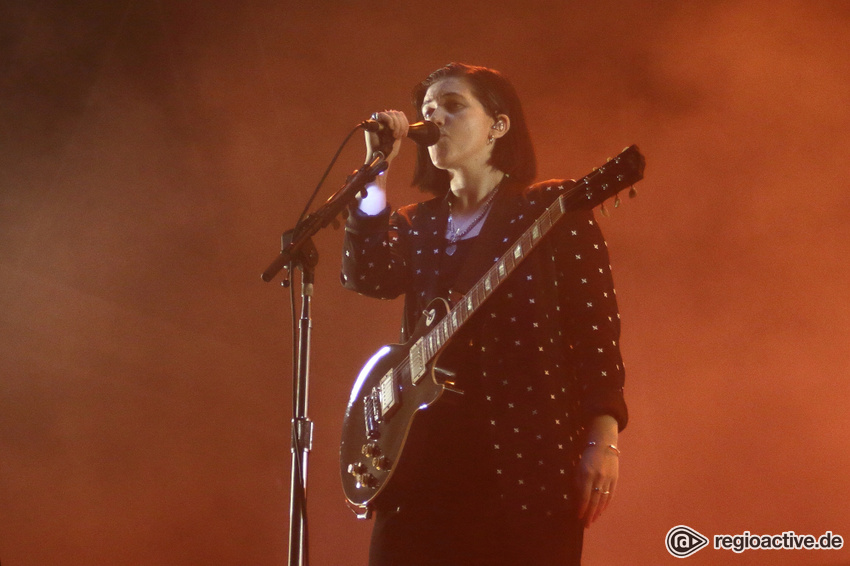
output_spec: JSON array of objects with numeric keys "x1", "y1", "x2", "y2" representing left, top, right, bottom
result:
[
  {"x1": 362, "y1": 368, "x2": 400, "y2": 440},
  {"x1": 363, "y1": 389, "x2": 380, "y2": 439}
]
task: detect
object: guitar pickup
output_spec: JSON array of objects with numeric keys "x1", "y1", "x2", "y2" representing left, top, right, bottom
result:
[{"x1": 378, "y1": 368, "x2": 400, "y2": 420}]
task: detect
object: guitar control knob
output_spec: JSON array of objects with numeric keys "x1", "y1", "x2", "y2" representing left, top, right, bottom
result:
[
  {"x1": 361, "y1": 442, "x2": 381, "y2": 458},
  {"x1": 372, "y1": 455, "x2": 392, "y2": 471},
  {"x1": 359, "y1": 473, "x2": 378, "y2": 489},
  {"x1": 347, "y1": 462, "x2": 366, "y2": 476}
]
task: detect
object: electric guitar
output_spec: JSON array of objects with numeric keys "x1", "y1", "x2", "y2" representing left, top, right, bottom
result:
[{"x1": 340, "y1": 145, "x2": 646, "y2": 517}]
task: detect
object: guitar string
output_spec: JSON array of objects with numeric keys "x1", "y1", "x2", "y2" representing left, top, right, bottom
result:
[
  {"x1": 387, "y1": 180, "x2": 587, "y2": 385},
  {"x1": 385, "y1": 153, "x2": 631, "y2": 394}
]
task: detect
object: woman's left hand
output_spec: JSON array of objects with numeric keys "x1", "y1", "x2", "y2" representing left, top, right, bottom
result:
[{"x1": 576, "y1": 415, "x2": 620, "y2": 528}]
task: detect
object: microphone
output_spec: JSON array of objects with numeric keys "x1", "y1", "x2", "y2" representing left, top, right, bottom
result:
[{"x1": 360, "y1": 118, "x2": 440, "y2": 147}]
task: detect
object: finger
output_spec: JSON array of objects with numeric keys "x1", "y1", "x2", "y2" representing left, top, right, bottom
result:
[
  {"x1": 606, "y1": 477, "x2": 617, "y2": 506},
  {"x1": 376, "y1": 111, "x2": 409, "y2": 138},
  {"x1": 365, "y1": 111, "x2": 403, "y2": 160},
  {"x1": 600, "y1": 477, "x2": 616, "y2": 513},
  {"x1": 390, "y1": 113, "x2": 409, "y2": 140},
  {"x1": 590, "y1": 477, "x2": 618, "y2": 525},
  {"x1": 589, "y1": 488, "x2": 611, "y2": 524},
  {"x1": 576, "y1": 472, "x2": 593, "y2": 520},
  {"x1": 393, "y1": 111, "x2": 410, "y2": 138},
  {"x1": 386, "y1": 113, "x2": 403, "y2": 139},
  {"x1": 583, "y1": 489, "x2": 603, "y2": 528}
]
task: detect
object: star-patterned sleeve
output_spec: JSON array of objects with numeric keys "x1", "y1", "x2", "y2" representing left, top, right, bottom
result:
[
  {"x1": 341, "y1": 205, "x2": 412, "y2": 300},
  {"x1": 553, "y1": 209, "x2": 628, "y2": 431}
]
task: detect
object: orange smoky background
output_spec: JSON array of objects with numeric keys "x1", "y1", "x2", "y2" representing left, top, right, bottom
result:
[{"x1": 1, "y1": 1, "x2": 848, "y2": 565}]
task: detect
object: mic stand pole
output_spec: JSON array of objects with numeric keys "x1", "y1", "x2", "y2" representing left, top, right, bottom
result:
[{"x1": 261, "y1": 152, "x2": 389, "y2": 566}]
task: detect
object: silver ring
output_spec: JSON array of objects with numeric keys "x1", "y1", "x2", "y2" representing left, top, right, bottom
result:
[{"x1": 371, "y1": 112, "x2": 380, "y2": 121}]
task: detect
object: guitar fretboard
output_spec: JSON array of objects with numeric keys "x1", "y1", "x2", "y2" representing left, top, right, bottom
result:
[
  {"x1": 419, "y1": 187, "x2": 566, "y2": 362},
  {"x1": 410, "y1": 145, "x2": 642, "y2": 375}
]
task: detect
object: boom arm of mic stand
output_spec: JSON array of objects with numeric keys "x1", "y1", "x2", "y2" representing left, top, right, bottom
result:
[{"x1": 261, "y1": 152, "x2": 389, "y2": 282}]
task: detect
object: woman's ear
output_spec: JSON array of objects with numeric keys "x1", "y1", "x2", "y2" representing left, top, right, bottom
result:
[{"x1": 492, "y1": 114, "x2": 511, "y2": 139}]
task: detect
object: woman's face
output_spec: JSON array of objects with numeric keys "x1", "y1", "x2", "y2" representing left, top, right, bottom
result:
[{"x1": 421, "y1": 77, "x2": 498, "y2": 174}]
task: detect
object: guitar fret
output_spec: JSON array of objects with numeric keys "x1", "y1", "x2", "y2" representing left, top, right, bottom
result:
[
  {"x1": 440, "y1": 178, "x2": 625, "y2": 347},
  {"x1": 432, "y1": 194, "x2": 568, "y2": 349},
  {"x1": 453, "y1": 307, "x2": 463, "y2": 328}
]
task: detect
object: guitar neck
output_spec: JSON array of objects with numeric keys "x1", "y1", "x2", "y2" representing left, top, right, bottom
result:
[
  {"x1": 416, "y1": 145, "x2": 643, "y2": 363},
  {"x1": 417, "y1": 183, "x2": 571, "y2": 360}
]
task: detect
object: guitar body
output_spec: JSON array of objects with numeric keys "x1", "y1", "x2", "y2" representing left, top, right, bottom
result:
[{"x1": 340, "y1": 297, "x2": 455, "y2": 517}]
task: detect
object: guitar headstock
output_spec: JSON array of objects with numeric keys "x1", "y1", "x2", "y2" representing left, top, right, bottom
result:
[{"x1": 569, "y1": 145, "x2": 646, "y2": 214}]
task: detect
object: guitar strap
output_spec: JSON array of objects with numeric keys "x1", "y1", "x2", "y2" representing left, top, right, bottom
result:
[{"x1": 448, "y1": 178, "x2": 526, "y2": 297}]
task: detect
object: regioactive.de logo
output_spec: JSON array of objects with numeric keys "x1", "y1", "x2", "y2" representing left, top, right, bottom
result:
[
  {"x1": 665, "y1": 525, "x2": 843, "y2": 558},
  {"x1": 666, "y1": 525, "x2": 710, "y2": 558}
]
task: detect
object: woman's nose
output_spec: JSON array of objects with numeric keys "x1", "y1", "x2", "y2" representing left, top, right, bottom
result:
[{"x1": 429, "y1": 108, "x2": 446, "y2": 125}]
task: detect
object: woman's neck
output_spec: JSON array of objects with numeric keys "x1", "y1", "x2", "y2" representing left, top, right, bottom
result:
[{"x1": 448, "y1": 167, "x2": 505, "y2": 214}]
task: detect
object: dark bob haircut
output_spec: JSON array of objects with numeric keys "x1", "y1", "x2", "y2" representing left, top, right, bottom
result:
[{"x1": 411, "y1": 63, "x2": 537, "y2": 196}]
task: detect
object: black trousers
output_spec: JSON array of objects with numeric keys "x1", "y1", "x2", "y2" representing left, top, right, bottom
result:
[{"x1": 369, "y1": 495, "x2": 583, "y2": 566}]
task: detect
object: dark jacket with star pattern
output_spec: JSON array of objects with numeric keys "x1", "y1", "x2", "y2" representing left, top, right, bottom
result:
[{"x1": 341, "y1": 178, "x2": 627, "y2": 517}]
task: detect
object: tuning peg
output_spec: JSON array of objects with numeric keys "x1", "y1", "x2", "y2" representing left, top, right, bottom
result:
[
  {"x1": 629, "y1": 186, "x2": 638, "y2": 198},
  {"x1": 614, "y1": 195, "x2": 621, "y2": 208},
  {"x1": 600, "y1": 202, "x2": 610, "y2": 217}
]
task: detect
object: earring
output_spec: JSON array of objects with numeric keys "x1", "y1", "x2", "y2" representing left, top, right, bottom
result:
[{"x1": 487, "y1": 133, "x2": 495, "y2": 145}]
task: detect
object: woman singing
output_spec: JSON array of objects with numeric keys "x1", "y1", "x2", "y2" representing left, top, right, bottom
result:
[{"x1": 341, "y1": 62, "x2": 628, "y2": 566}]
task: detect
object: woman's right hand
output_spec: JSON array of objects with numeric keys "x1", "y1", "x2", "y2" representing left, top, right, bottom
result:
[
  {"x1": 365, "y1": 110, "x2": 410, "y2": 165},
  {"x1": 358, "y1": 111, "x2": 408, "y2": 214}
]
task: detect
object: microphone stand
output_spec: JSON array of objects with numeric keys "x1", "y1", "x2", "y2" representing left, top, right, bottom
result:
[{"x1": 262, "y1": 151, "x2": 389, "y2": 566}]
